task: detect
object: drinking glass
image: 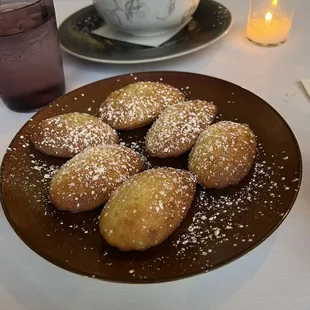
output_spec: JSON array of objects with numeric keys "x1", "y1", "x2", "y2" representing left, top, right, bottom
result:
[
  {"x1": 0, "y1": 0, "x2": 65, "y2": 111},
  {"x1": 246, "y1": 0, "x2": 295, "y2": 47}
]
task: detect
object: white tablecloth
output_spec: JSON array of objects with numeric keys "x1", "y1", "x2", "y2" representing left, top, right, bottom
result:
[{"x1": 1, "y1": 1, "x2": 310, "y2": 309}]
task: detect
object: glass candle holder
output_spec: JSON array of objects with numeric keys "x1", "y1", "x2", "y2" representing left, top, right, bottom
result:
[{"x1": 246, "y1": 0, "x2": 295, "y2": 47}]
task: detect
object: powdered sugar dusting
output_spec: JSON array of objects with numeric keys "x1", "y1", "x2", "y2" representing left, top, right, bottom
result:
[
  {"x1": 50, "y1": 145, "x2": 144, "y2": 213},
  {"x1": 119, "y1": 142, "x2": 300, "y2": 279},
  {"x1": 169, "y1": 142, "x2": 298, "y2": 264},
  {"x1": 99, "y1": 82, "x2": 185, "y2": 130},
  {"x1": 30, "y1": 112, "x2": 119, "y2": 158},
  {"x1": 2, "y1": 145, "x2": 60, "y2": 208},
  {"x1": 119, "y1": 136, "x2": 152, "y2": 169},
  {"x1": 189, "y1": 121, "x2": 257, "y2": 189},
  {"x1": 146, "y1": 100, "x2": 218, "y2": 158},
  {"x1": 100, "y1": 167, "x2": 197, "y2": 251}
]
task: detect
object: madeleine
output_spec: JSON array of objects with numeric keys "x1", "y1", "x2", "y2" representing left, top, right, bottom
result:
[
  {"x1": 100, "y1": 168, "x2": 197, "y2": 251},
  {"x1": 189, "y1": 121, "x2": 257, "y2": 189}
]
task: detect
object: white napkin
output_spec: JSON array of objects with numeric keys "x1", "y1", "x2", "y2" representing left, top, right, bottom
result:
[
  {"x1": 301, "y1": 79, "x2": 310, "y2": 98},
  {"x1": 91, "y1": 19, "x2": 192, "y2": 48}
]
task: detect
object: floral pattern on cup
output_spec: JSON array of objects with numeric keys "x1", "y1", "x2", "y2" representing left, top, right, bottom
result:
[{"x1": 93, "y1": 0, "x2": 200, "y2": 36}]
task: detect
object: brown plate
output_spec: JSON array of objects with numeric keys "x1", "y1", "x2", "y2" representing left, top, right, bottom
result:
[{"x1": 0, "y1": 72, "x2": 302, "y2": 283}]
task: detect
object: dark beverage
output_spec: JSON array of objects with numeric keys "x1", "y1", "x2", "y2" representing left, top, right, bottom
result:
[{"x1": 0, "y1": 0, "x2": 65, "y2": 112}]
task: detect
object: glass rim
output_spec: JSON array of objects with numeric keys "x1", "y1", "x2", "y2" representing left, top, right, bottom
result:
[{"x1": 0, "y1": 0, "x2": 42, "y2": 16}]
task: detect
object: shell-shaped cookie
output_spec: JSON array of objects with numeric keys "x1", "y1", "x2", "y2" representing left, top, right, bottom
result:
[
  {"x1": 99, "y1": 82, "x2": 185, "y2": 130},
  {"x1": 50, "y1": 145, "x2": 144, "y2": 213},
  {"x1": 99, "y1": 167, "x2": 197, "y2": 251},
  {"x1": 145, "y1": 100, "x2": 217, "y2": 158},
  {"x1": 188, "y1": 121, "x2": 257, "y2": 189},
  {"x1": 30, "y1": 112, "x2": 119, "y2": 158}
]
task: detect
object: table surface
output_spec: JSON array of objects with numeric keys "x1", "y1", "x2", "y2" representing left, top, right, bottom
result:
[{"x1": 1, "y1": 0, "x2": 310, "y2": 309}]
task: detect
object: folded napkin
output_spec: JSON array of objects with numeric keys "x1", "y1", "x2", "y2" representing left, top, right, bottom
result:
[
  {"x1": 301, "y1": 79, "x2": 310, "y2": 98},
  {"x1": 92, "y1": 19, "x2": 192, "y2": 48}
]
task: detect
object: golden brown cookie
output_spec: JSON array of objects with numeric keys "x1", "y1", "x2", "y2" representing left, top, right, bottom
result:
[
  {"x1": 145, "y1": 100, "x2": 217, "y2": 158},
  {"x1": 50, "y1": 145, "x2": 144, "y2": 213},
  {"x1": 99, "y1": 82, "x2": 185, "y2": 130},
  {"x1": 30, "y1": 112, "x2": 119, "y2": 158},
  {"x1": 99, "y1": 167, "x2": 197, "y2": 251},
  {"x1": 189, "y1": 121, "x2": 257, "y2": 189}
]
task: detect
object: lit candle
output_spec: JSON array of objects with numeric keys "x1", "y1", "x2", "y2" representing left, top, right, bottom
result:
[
  {"x1": 265, "y1": 12, "x2": 272, "y2": 25},
  {"x1": 246, "y1": 0, "x2": 295, "y2": 47}
]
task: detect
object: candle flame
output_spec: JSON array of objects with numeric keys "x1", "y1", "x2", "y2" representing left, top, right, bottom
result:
[
  {"x1": 265, "y1": 12, "x2": 273, "y2": 23},
  {"x1": 272, "y1": 0, "x2": 278, "y2": 6}
]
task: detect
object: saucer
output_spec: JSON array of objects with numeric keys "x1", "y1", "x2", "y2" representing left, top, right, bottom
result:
[{"x1": 58, "y1": 0, "x2": 232, "y2": 64}]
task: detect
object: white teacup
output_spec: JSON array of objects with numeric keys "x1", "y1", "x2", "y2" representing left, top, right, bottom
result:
[{"x1": 93, "y1": 0, "x2": 200, "y2": 37}]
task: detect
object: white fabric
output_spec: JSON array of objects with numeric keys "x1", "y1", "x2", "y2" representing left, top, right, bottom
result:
[
  {"x1": 92, "y1": 19, "x2": 192, "y2": 48},
  {"x1": 0, "y1": 0, "x2": 310, "y2": 310}
]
